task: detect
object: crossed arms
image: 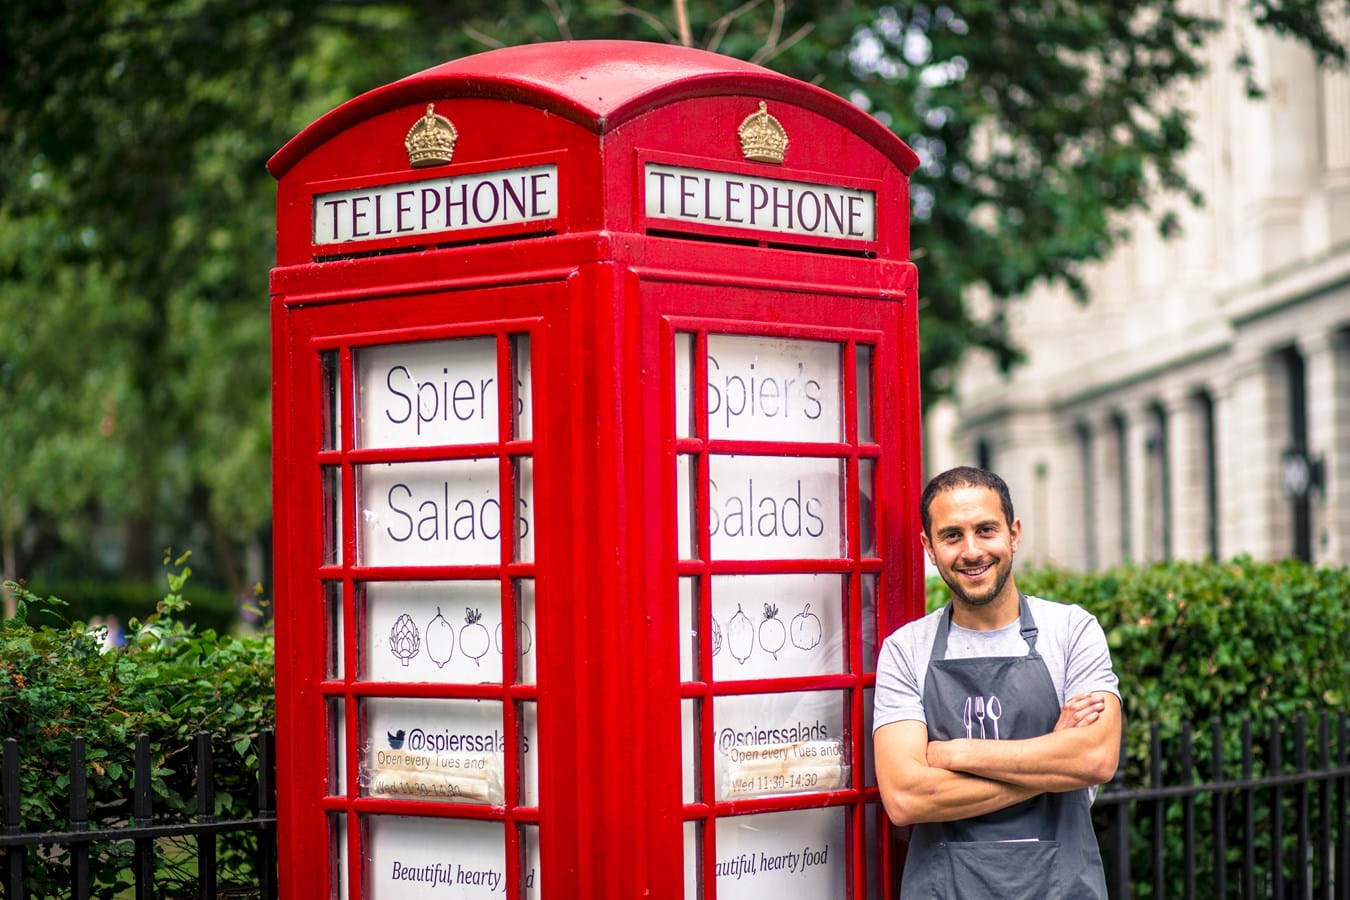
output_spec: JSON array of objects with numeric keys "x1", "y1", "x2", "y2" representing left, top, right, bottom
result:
[{"x1": 873, "y1": 692, "x2": 1121, "y2": 827}]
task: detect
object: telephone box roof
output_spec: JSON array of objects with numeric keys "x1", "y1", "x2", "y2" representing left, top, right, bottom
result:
[{"x1": 268, "y1": 40, "x2": 920, "y2": 178}]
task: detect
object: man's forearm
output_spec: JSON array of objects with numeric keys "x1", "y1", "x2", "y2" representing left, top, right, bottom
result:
[
  {"x1": 883, "y1": 764, "x2": 1041, "y2": 825},
  {"x1": 930, "y1": 729, "x2": 1116, "y2": 792}
]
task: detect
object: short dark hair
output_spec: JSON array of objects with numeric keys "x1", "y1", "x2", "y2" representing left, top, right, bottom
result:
[{"x1": 920, "y1": 466, "x2": 1015, "y2": 536}]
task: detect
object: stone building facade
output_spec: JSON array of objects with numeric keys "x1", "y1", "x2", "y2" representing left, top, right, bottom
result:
[{"x1": 926, "y1": 15, "x2": 1350, "y2": 570}]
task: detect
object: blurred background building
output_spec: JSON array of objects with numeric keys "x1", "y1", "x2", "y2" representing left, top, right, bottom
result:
[{"x1": 926, "y1": 13, "x2": 1350, "y2": 570}]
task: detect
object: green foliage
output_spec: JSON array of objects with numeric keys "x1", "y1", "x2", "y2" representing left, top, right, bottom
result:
[
  {"x1": 2, "y1": 0, "x2": 1348, "y2": 587},
  {"x1": 927, "y1": 557, "x2": 1349, "y2": 895},
  {"x1": 0, "y1": 560, "x2": 274, "y2": 896},
  {"x1": 20, "y1": 577, "x2": 243, "y2": 635}
]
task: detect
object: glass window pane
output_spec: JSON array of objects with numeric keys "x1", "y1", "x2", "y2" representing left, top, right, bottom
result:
[
  {"x1": 681, "y1": 699, "x2": 700, "y2": 805},
  {"x1": 859, "y1": 459, "x2": 876, "y2": 558},
  {"x1": 363, "y1": 815, "x2": 505, "y2": 897},
  {"x1": 360, "y1": 581, "x2": 503, "y2": 683},
  {"x1": 708, "y1": 455, "x2": 846, "y2": 560},
  {"x1": 862, "y1": 574, "x2": 879, "y2": 675},
  {"x1": 675, "y1": 332, "x2": 695, "y2": 439},
  {"x1": 512, "y1": 334, "x2": 533, "y2": 441},
  {"x1": 355, "y1": 337, "x2": 498, "y2": 449},
  {"x1": 706, "y1": 335, "x2": 842, "y2": 443},
  {"x1": 328, "y1": 697, "x2": 346, "y2": 796},
  {"x1": 520, "y1": 824, "x2": 542, "y2": 899},
  {"x1": 519, "y1": 701, "x2": 539, "y2": 807},
  {"x1": 326, "y1": 581, "x2": 344, "y2": 680},
  {"x1": 514, "y1": 456, "x2": 534, "y2": 563},
  {"x1": 323, "y1": 466, "x2": 343, "y2": 566},
  {"x1": 677, "y1": 454, "x2": 697, "y2": 561},
  {"x1": 679, "y1": 577, "x2": 699, "y2": 682},
  {"x1": 864, "y1": 686, "x2": 876, "y2": 788},
  {"x1": 865, "y1": 804, "x2": 882, "y2": 900},
  {"x1": 714, "y1": 690, "x2": 850, "y2": 801},
  {"x1": 321, "y1": 350, "x2": 341, "y2": 451},
  {"x1": 683, "y1": 820, "x2": 703, "y2": 900},
  {"x1": 711, "y1": 574, "x2": 845, "y2": 680},
  {"x1": 360, "y1": 697, "x2": 507, "y2": 806},
  {"x1": 513, "y1": 579, "x2": 537, "y2": 685},
  {"x1": 329, "y1": 813, "x2": 349, "y2": 900},
  {"x1": 714, "y1": 808, "x2": 847, "y2": 898},
  {"x1": 357, "y1": 459, "x2": 499, "y2": 566},
  {"x1": 856, "y1": 344, "x2": 874, "y2": 444}
]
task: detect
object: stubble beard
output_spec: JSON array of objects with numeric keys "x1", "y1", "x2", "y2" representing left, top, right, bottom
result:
[{"x1": 940, "y1": 558, "x2": 1012, "y2": 610}]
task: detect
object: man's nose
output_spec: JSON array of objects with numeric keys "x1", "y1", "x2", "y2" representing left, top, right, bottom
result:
[{"x1": 959, "y1": 532, "x2": 982, "y2": 559}]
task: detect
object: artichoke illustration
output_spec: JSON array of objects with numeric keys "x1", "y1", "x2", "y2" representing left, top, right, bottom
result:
[
  {"x1": 460, "y1": 608, "x2": 491, "y2": 666},
  {"x1": 425, "y1": 607, "x2": 455, "y2": 668},
  {"x1": 759, "y1": 604, "x2": 786, "y2": 660},
  {"x1": 791, "y1": 604, "x2": 823, "y2": 651},
  {"x1": 711, "y1": 616, "x2": 723, "y2": 657},
  {"x1": 727, "y1": 605, "x2": 755, "y2": 665},
  {"x1": 390, "y1": 614, "x2": 420, "y2": 666}
]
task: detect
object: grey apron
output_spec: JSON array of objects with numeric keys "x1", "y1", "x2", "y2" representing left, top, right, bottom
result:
[{"x1": 898, "y1": 595, "x2": 1107, "y2": 899}]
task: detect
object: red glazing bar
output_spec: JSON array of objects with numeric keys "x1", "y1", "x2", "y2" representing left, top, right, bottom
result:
[
  {"x1": 496, "y1": 331, "x2": 522, "y2": 900},
  {"x1": 338, "y1": 345, "x2": 361, "y2": 900},
  {"x1": 694, "y1": 329, "x2": 718, "y2": 900},
  {"x1": 704, "y1": 440, "x2": 853, "y2": 459},
  {"x1": 703, "y1": 674, "x2": 859, "y2": 696},
  {"x1": 715, "y1": 788, "x2": 857, "y2": 817},
  {"x1": 843, "y1": 340, "x2": 867, "y2": 900},
  {"x1": 706, "y1": 559, "x2": 853, "y2": 575},
  {"x1": 344, "y1": 443, "x2": 512, "y2": 465},
  {"x1": 342, "y1": 565, "x2": 511, "y2": 582},
  {"x1": 350, "y1": 797, "x2": 509, "y2": 821}
]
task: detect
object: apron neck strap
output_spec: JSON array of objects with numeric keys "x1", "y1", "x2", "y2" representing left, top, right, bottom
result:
[{"x1": 931, "y1": 592, "x2": 1038, "y2": 660}]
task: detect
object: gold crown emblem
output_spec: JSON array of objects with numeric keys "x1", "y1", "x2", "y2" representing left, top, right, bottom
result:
[
  {"x1": 738, "y1": 101, "x2": 788, "y2": 164},
  {"x1": 405, "y1": 104, "x2": 458, "y2": 168}
]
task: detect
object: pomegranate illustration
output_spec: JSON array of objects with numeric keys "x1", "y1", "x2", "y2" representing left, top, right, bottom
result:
[{"x1": 790, "y1": 603, "x2": 823, "y2": 651}]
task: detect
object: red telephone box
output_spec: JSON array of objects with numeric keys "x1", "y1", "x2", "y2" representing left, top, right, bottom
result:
[{"x1": 268, "y1": 40, "x2": 923, "y2": 900}]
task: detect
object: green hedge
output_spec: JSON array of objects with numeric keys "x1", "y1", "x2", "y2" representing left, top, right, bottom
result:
[
  {"x1": 0, "y1": 562, "x2": 274, "y2": 896},
  {"x1": 928, "y1": 556, "x2": 1349, "y2": 896},
  {"x1": 23, "y1": 576, "x2": 242, "y2": 635}
]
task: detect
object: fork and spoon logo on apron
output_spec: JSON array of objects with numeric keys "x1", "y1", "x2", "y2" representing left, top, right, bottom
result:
[{"x1": 962, "y1": 695, "x2": 1004, "y2": 739}]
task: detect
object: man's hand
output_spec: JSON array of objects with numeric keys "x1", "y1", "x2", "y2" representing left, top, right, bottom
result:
[{"x1": 1054, "y1": 693, "x2": 1107, "y2": 732}]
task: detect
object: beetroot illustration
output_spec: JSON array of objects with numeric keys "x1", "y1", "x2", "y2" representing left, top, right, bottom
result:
[
  {"x1": 390, "y1": 614, "x2": 421, "y2": 667},
  {"x1": 711, "y1": 616, "x2": 723, "y2": 658},
  {"x1": 425, "y1": 607, "x2": 455, "y2": 668},
  {"x1": 790, "y1": 604, "x2": 823, "y2": 652},
  {"x1": 727, "y1": 605, "x2": 755, "y2": 665},
  {"x1": 460, "y1": 608, "x2": 491, "y2": 666},
  {"x1": 759, "y1": 604, "x2": 786, "y2": 660},
  {"x1": 495, "y1": 618, "x2": 534, "y2": 656}
]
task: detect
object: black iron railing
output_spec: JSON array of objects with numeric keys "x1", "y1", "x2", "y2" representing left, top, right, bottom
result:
[
  {"x1": 1, "y1": 731, "x2": 276, "y2": 900},
  {"x1": 1096, "y1": 711, "x2": 1349, "y2": 899}
]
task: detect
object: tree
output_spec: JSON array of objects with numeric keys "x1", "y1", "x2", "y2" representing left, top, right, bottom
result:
[{"x1": 1, "y1": 0, "x2": 1344, "y2": 595}]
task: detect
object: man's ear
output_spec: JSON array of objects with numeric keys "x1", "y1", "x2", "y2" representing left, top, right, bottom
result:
[
  {"x1": 919, "y1": 529, "x2": 936, "y2": 565},
  {"x1": 1008, "y1": 517, "x2": 1021, "y2": 554}
]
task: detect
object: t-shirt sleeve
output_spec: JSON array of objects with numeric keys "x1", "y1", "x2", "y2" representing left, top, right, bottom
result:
[
  {"x1": 872, "y1": 631, "x2": 926, "y2": 731},
  {"x1": 1063, "y1": 607, "x2": 1121, "y2": 701}
]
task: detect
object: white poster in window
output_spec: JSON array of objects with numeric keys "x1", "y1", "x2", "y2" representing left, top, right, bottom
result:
[
  {"x1": 706, "y1": 336, "x2": 842, "y2": 443},
  {"x1": 711, "y1": 574, "x2": 845, "y2": 680},
  {"x1": 357, "y1": 339, "x2": 499, "y2": 449},
  {"x1": 359, "y1": 459, "x2": 515, "y2": 566},
  {"x1": 708, "y1": 456, "x2": 844, "y2": 560},
  {"x1": 364, "y1": 582, "x2": 534, "y2": 684},
  {"x1": 362, "y1": 698, "x2": 535, "y2": 807},
  {"x1": 713, "y1": 691, "x2": 849, "y2": 802},
  {"x1": 365, "y1": 815, "x2": 510, "y2": 898},
  {"x1": 713, "y1": 807, "x2": 846, "y2": 899}
]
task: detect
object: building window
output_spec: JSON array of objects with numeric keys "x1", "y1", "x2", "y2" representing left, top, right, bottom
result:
[
  {"x1": 1281, "y1": 346, "x2": 1313, "y2": 562},
  {"x1": 1111, "y1": 413, "x2": 1131, "y2": 563},
  {"x1": 1147, "y1": 402, "x2": 1171, "y2": 562},
  {"x1": 974, "y1": 437, "x2": 993, "y2": 471},
  {"x1": 1076, "y1": 422, "x2": 1098, "y2": 571},
  {"x1": 1195, "y1": 390, "x2": 1219, "y2": 560}
]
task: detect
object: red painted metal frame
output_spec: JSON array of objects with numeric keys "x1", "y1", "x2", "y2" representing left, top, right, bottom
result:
[{"x1": 272, "y1": 41, "x2": 925, "y2": 900}]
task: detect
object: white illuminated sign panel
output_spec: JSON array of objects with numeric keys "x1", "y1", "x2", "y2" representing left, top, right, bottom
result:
[
  {"x1": 706, "y1": 335, "x2": 843, "y2": 443},
  {"x1": 357, "y1": 338, "x2": 499, "y2": 449},
  {"x1": 313, "y1": 164, "x2": 558, "y2": 246},
  {"x1": 645, "y1": 163, "x2": 875, "y2": 242}
]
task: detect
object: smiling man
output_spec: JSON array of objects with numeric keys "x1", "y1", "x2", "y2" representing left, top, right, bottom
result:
[{"x1": 873, "y1": 466, "x2": 1121, "y2": 898}]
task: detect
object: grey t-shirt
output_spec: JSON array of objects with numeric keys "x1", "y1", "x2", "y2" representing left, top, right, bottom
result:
[{"x1": 873, "y1": 595, "x2": 1120, "y2": 734}]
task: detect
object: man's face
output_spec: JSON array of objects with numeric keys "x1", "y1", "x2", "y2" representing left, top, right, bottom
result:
[{"x1": 920, "y1": 486, "x2": 1020, "y2": 608}]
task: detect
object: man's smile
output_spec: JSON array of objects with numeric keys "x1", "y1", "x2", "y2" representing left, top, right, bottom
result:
[{"x1": 957, "y1": 563, "x2": 993, "y2": 578}]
